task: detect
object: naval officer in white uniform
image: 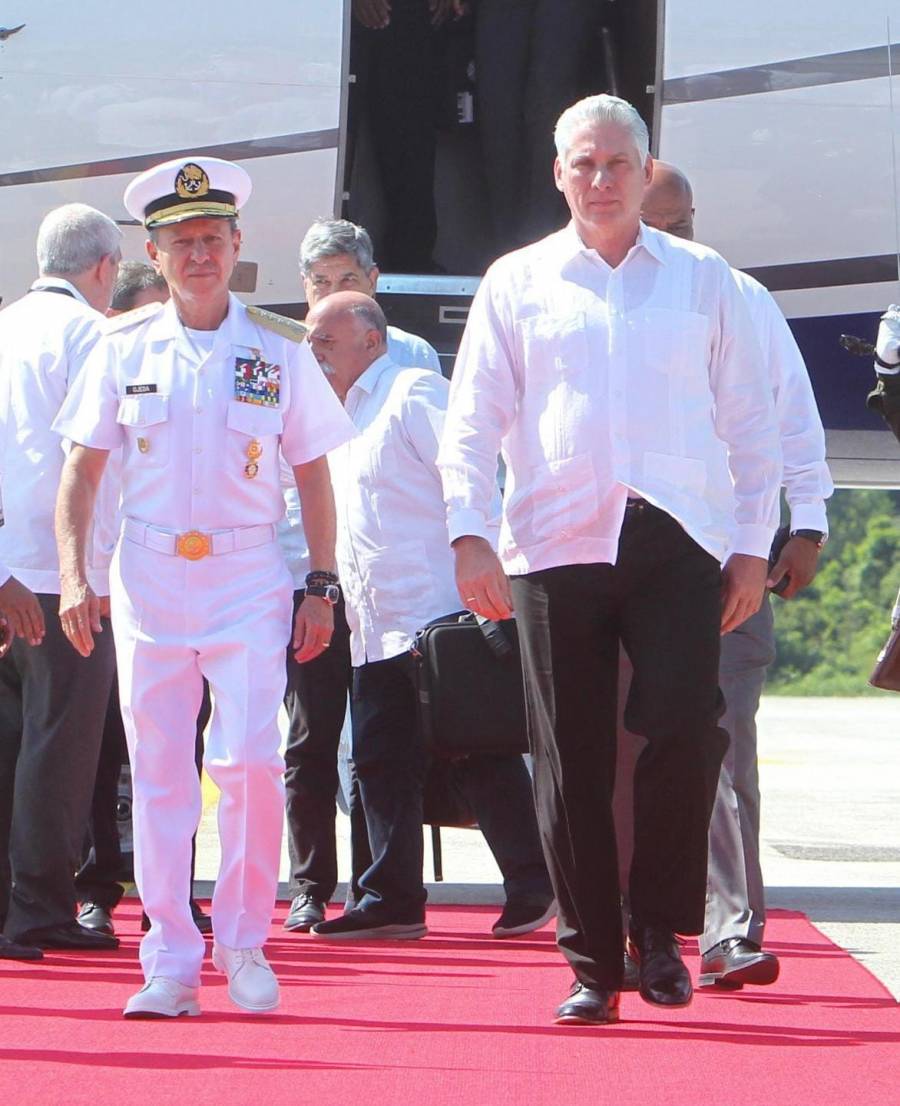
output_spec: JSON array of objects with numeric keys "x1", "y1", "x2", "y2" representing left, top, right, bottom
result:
[{"x1": 53, "y1": 156, "x2": 355, "y2": 1019}]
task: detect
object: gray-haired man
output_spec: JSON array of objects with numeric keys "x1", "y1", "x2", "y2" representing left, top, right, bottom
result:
[
  {"x1": 281, "y1": 218, "x2": 442, "y2": 933},
  {"x1": 108, "y1": 260, "x2": 169, "y2": 315},
  {"x1": 439, "y1": 94, "x2": 782, "y2": 1024},
  {"x1": 0, "y1": 204, "x2": 121, "y2": 952}
]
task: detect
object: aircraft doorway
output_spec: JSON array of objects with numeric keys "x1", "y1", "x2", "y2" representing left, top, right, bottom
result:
[{"x1": 343, "y1": 0, "x2": 661, "y2": 282}]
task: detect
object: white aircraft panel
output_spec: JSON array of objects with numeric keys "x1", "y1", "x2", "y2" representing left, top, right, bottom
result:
[
  {"x1": 659, "y1": 78, "x2": 896, "y2": 271},
  {"x1": 664, "y1": 0, "x2": 895, "y2": 78},
  {"x1": 0, "y1": 2, "x2": 342, "y2": 171}
]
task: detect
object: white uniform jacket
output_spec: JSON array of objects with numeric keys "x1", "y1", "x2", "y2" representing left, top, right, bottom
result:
[
  {"x1": 437, "y1": 222, "x2": 783, "y2": 574},
  {"x1": 54, "y1": 294, "x2": 354, "y2": 535}
]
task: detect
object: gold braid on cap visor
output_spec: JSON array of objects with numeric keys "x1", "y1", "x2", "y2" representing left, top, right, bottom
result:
[{"x1": 145, "y1": 200, "x2": 238, "y2": 228}]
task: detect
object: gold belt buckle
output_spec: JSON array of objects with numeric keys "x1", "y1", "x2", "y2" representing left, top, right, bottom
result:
[{"x1": 176, "y1": 530, "x2": 211, "y2": 561}]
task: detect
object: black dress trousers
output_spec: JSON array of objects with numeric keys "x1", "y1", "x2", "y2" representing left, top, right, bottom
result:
[
  {"x1": 510, "y1": 503, "x2": 729, "y2": 990},
  {"x1": 0, "y1": 594, "x2": 116, "y2": 935},
  {"x1": 283, "y1": 591, "x2": 372, "y2": 903}
]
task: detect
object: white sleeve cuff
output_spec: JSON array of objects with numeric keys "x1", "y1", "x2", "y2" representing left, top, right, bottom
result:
[
  {"x1": 447, "y1": 507, "x2": 492, "y2": 546},
  {"x1": 788, "y1": 502, "x2": 829, "y2": 535},
  {"x1": 730, "y1": 523, "x2": 778, "y2": 560}
]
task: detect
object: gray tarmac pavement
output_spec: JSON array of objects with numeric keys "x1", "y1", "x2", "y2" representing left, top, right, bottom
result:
[{"x1": 194, "y1": 695, "x2": 900, "y2": 999}]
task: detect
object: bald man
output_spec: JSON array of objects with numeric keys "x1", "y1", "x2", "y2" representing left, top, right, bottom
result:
[
  {"x1": 305, "y1": 292, "x2": 553, "y2": 941},
  {"x1": 624, "y1": 162, "x2": 833, "y2": 988}
]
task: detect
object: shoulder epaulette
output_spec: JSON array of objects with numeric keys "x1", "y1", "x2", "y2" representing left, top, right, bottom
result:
[
  {"x1": 103, "y1": 300, "x2": 164, "y2": 333},
  {"x1": 247, "y1": 305, "x2": 308, "y2": 343}
]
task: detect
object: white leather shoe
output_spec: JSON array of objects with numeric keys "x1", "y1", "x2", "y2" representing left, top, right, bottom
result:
[
  {"x1": 212, "y1": 943, "x2": 279, "y2": 1012},
  {"x1": 123, "y1": 977, "x2": 201, "y2": 1019}
]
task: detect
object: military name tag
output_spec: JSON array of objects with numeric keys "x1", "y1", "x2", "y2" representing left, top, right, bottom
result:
[
  {"x1": 125, "y1": 383, "x2": 158, "y2": 395},
  {"x1": 234, "y1": 351, "x2": 280, "y2": 408}
]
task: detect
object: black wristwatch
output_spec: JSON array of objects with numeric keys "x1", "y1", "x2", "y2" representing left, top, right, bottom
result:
[
  {"x1": 305, "y1": 583, "x2": 340, "y2": 605},
  {"x1": 790, "y1": 528, "x2": 826, "y2": 549},
  {"x1": 305, "y1": 570, "x2": 340, "y2": 605}
]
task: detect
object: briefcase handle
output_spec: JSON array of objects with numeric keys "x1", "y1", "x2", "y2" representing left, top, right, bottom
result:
[
  {"x1": 411, "y1": 610, "x2": 517, "y2": 661},
  {"x1": 473, "y1": 613, "x2": 514, "y2": 659}
]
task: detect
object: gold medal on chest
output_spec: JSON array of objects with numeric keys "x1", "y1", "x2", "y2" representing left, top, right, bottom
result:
[
  {"x1": 246, "y1": 439, "x2": 263, "y2": 461},
  {"x1": 244, "y1": 461, "x2": 259, "y2": 480},
  {"x1": 137, "y1": 437, "x2": 150, "y2": 454}
]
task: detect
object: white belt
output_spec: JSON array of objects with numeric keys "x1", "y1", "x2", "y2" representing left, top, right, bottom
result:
[{"x1": 123, "y1": 519, "x2": 276, "y2": 561}]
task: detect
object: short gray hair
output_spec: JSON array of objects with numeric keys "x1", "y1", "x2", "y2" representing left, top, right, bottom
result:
[
  {"x1": 36, "y1": 203, "x2": 122, "y2": 276},
  {"x1": 300, "y1": 219, "x2": 376, "y2": 276},
  {"x1": 111, "y1": 260, "x2": 168, "y2": 311},
  {"x1": 554, "y1": 94, "x2": 650, "y2": 164}
]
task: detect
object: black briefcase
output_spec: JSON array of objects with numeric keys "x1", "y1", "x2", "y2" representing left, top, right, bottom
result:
[{"x1": 411, "y1": 611, "x2": 529, "y2": 759}]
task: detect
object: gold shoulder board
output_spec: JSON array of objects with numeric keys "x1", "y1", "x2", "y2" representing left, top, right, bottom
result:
[
  {"x1": 103, "y1": 300, "x2": 164, "y2": 333},
  {"x1": 247, "y1": 305, "x2": 308, "y2": 343}
]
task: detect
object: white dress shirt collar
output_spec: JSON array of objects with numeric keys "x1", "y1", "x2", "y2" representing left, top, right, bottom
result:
[
  {"x1": 30, "y1": 276, "x2": 89, "y2": 306},
  {"x1": 550, "y1": 220, "x2": 666, "y2": 272},
  {"x1": 346, "y1": 352, "x2": 395, "y2": 405}
]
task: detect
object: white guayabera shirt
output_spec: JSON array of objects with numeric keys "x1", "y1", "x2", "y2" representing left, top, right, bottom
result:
[
  {"x1": 730, "y1": 269, "x2": 832, "y2": 535},
  {"x1": 278, "y1": 325, "x2": 441, "y2": 587},
  {"x1": 330, "y1": 355, "x2": 463, "y2": 667},
  {"x1": 438, "y1": 221, "x2": 783, "y2": 575},
  {"x1": 0, "y1": 278, "x2": 109, "y2": 594}
]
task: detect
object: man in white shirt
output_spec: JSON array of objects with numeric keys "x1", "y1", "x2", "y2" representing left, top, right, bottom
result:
[
  {"x1": 303, "y1": 291, "x2": 554, "y2": 940},
  {"x1": 281, "y1": 219, "x2": 443, "y2": 934},
  {"x1": 0, "y1": 204, "x2": 122, "y2": 955},
  {"x1": 438, "y1": 94, "x2": 782, "y2": 1025},
  {"x1": 636, "y1": 162, "x2": 832, "y2": 989},
  {"x1": 53, "y1": 157, "x2": 355, "y2": 1019}
]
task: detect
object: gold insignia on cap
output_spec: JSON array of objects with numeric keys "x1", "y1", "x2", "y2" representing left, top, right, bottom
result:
[
  {"x1": 244, "y1": 461, "x2": 259, "y2": 480},
  {"x1": 246, "y1": 440, "x2": 263, "y2": 461},
  {"x1": 175, "y1": 163, "x2": 210, "y2": 200},
  {"x1": 137, "y1": 437, "x2": 150, "y2": 454}
]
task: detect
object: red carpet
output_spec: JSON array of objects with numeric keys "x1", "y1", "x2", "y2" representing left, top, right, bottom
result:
[{"x1": 0, "y1": 905, "x2": 896, "y2": 1106}]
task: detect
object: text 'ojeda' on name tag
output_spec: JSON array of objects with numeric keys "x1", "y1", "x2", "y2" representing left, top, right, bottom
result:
[{"x1": 125, "y1": 384, "x2": 158, "y2": 395}]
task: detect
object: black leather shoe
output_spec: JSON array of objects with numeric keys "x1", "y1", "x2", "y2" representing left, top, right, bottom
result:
[
  {"x1": 554, "y1": 981, "x2": 620, "y2": 1025},
  {"x1": 629, "y1": 924, "x2": 692, "y2": 1007},
  {"x1": 190, "y1": 900, "x2": 212, "y2": 935},
  {"x1": 77, "y1": 902, "x2": 115, "y2": 935},
  {"x1": 622, "y1": 945, "x2": 640, "y2": 992},
  {"x1": 699, "y1": 937, "x2": 780, "y2": 989},
  {"x1": 283, "y1": 893, "x2": 327, "y2": 932},
  {"x1": 0, "y1": 933, "x2": 43, "y2": 960},
  {"x1": 15, "y1": 921, "x2": 119, "y2": 951}
]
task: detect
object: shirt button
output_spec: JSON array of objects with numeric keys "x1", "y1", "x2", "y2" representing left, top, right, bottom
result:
[
  {"x1": 193, "y1": 487, "x2": 201, "y2": 495},
  {"x1": 193, "y1": 446, "x2": 202, "y2": 454},
  {"x1": 195, "y1": 405, "x2": 203, "y2": 413}
]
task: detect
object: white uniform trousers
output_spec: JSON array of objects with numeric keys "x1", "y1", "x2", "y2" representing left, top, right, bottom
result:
[{"x1": 110, "y1": 532, "x2": 292, "y2": 987}]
